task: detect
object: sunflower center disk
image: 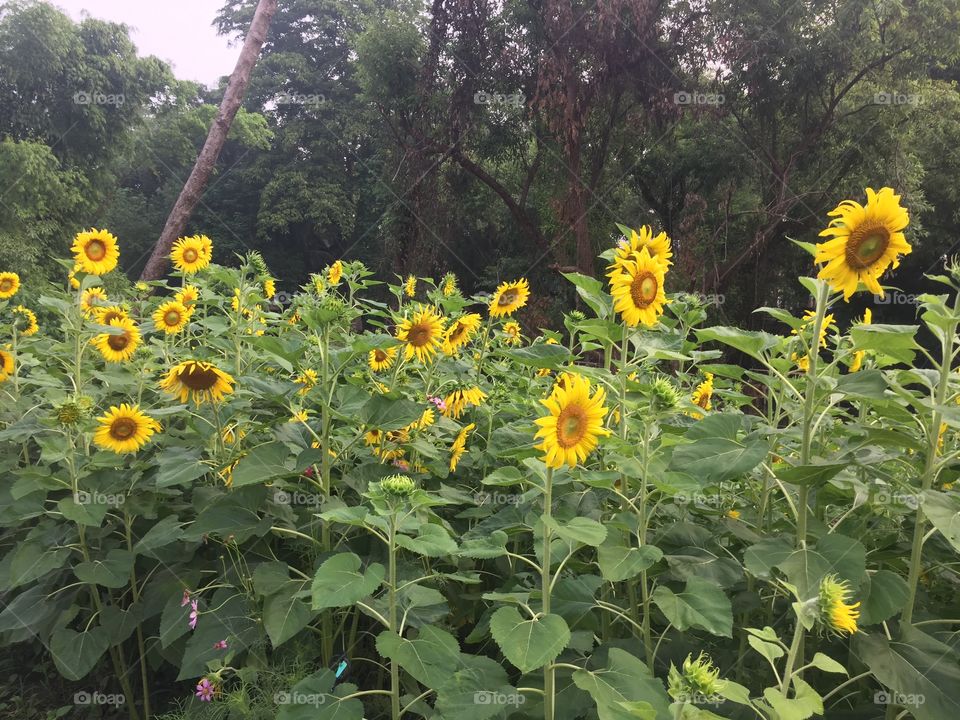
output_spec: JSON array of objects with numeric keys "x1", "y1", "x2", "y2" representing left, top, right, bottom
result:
[
  {"x1": 164, "y1": 310, "x2": 182, "y2": 326},
  {"x1": 498, "y1": 291, "x2": 517, "y2": 306},
  {"x1": 846, "y1": 227, "x2": 890, "y2": 268},
  {"x1": 556, "y1": 406, "x2": 587, "y2": 448},
  {"x1": 86, "y1": 240, "x2": 106, "y2": 261},
  {"x1": 408, "y1": 325, "x2": 430, "y2": 347},
  {"x1": 180, "y1": 364, "x2": 219, "y2": 391},
  {"x1": 374, "y1": 350, "x2": 387, "y2": 362},
  {"x1": 630, "y1": 272, "x2": 658, "y2": 308},
  {"x1": 108, "y1": 333, "x2": 129, "y2": 351},
  {"x1": 111, "y1": 418, "x2": 137, "y2": 439},
  {"x1": 0, "y1": 280, "x2": 11, "y2": 292},
  {"x1": 184, "y1": 249, "x2": 198, "y2": 263}
]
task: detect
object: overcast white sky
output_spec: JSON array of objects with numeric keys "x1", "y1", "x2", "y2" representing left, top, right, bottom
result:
[{"x1": 53, "y1": 0, "x2": 240, "y2": 86}]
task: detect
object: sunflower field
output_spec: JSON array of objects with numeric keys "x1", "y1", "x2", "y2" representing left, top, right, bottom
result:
[{"x1": 1, "y1": 187, "x2": 959, "y2": 720}]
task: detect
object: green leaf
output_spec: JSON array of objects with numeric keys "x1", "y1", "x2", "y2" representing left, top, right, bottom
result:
[
  {"x1": 434, "y1": 653, "x2": 515, "y2": 720},
  {"x1": 597, "y1": 543, "x2": 662, "y2": 582},
  {"x1": 572, "y1": 648, "x2": 672, "y2": 720},
  {"x1": 489, "y1": 606, "x2": 570, "y2": 673},
  {"x1": 133, "y1": 515, "x2": 184, "y2": 557},
  {"x1": 778, "y1": 534, "x2": 866, "y2": 598},
  {"x1": 230, "y1": 441, "x2": 292, "y2": 487},
  {"x1": 360, "y1": 395, "x2": 423, "y2": 431},
  {"x1": 850, "y1": 324, "x2": 920, "y2": 364},
  {"x1": 921, "y1": 490, "x2": 960, "y2": 552},
  {"x1": 775, "y1": 462, "x2": 847, "y2": 487},
  {"x1": 670, "y1": 436, "x2": 768, "y2": 483},
  {"x1": 154, "y1": 447, "x2": 208, "y2": 488},
  {"x1": 858, "y1": 570, "x2": 910, "y2": 626},
  {"x1": 696, "y1": 326, "x2": 782, "y2": 361},
  {"x1": 457, "y1": 530, "x2": 509, "y2": 559},
  {"x1": 543, "y1": 516, "x2": 608, "y2": 547},
  {"x1": 748, "y1": 634, "x2": 784, "y2": 664},
  {"x1": 651, "y1": 577, "x2": 732, "y2": 637},
  {"x1": 835, "y1": 369, "x2": 888, "y2": 399},
  {"x1": 275, "y1": 670, "x2": 365, "y2": 720},
  {"x1": 74, "y1": 549, "x2": 134, "y2": 588},
  {"x1": 48, "y1": 626, "x2": 109, "y2": 680},
  {"x1": 376, "y1": 626, "x2": 460, "y2": 688},
  {"x1": 264, "y1": 592, "x2": 314, "y2": 647},
  {"x1": 311, "y1": 553, "x2": 385, "y2": 611},
  {"x1": 562, "y1": 271, "x2": 611, "y2": 319},
  {"x1": 502, "y1": 343, "x2": 572, "y2": 368},
  {"x1": 395, "y1": 524, "x2": 458, "y2": 557},
  {"x1": 762, "y1": 678, "x2": 823, "y2": 720},
  {"x1": 809, "y1": 652, "x2": 847, "y2": 675},
  {"x1": 744, "y1": 538, "x2": 793, "y2": 579}
]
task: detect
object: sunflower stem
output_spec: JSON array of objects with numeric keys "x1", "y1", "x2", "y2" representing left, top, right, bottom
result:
[{"x1": 541, "y1": 465, "x2": 555, "y2": 720}]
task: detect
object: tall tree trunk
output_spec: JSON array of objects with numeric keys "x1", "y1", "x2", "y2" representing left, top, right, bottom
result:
[{"x1": 139, "y1": 0, "x2": 278, "y2": 280}]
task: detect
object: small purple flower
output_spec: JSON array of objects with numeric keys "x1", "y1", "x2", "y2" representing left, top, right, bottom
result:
[
  {"x1": 429, "y1": 396, "x2": 446, "y2": 412},
  {"x1": 195, "y1": 678, "x2": 216, "y2": 702},
  {"x1": 213, "y1": 639, "x2": 228, "y2": 650},
  {"x1": 188, "y1": 599, "x2": 199, "y2": 630},
  {"x1": 180, "y1": 589, "x2": 191, "y2": 607}
]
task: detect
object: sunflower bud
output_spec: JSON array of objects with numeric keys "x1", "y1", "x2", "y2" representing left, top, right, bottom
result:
[
  {"x1": 668, "y1": 652, "x2": 723, "y2": 702},
  {"x1": 55, "y1": 401, "x2": 84, "y2": 425},
  {"x1": 380, "y1": 474, "x2": 416, "y2": 497},
  {"x1": 650, "y1": 377, "x2": 680, "y2": 411},
  {"x1": 569, "y1": 310, "x2": 586, "y2": 321},
  {"x1": 247, "y1": 251, "x2": 269, "y2": 277},
  {"x1": 818, "y1": 574, "x2": 860, "y2": 636}
]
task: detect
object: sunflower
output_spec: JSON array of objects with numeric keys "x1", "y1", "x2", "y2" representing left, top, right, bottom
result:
[
  {"x1": 815, "y1": 187, "x2": 911, "y2": 300},
  {"x1": 72, "y1": 229, "x2": 120, "y2": 275},
  {"x1": 68, "y1": 266, "x2": 81, "y2": 289},
  {"x1": 94, "y1": 305, "x2": 129, "y2": 326},
  {"x1": 793, "y1": 310, "x2": 836, "y2": 349},
  {"x1": 263, "y1": 278, "x2": 276, "y2": 299},
  {"x1": 93, "y1": 403, "x2": 160, "y2": 454},
  {"x1": 406, "y1": 407, "x2": 436, "y2": 432},
  {"x1": 609, "y1": 225, "x2": 672, "y2": 273},
  {"x1": 160, "y1": 360, "x2": 235, "y2": 404},
  {"x1": 534, "y1": 373, "x2": 610, "y2": 469},
  {"x1": 449, "y1": 422, "x2": 476, "y2": 471},
  {"x1": 92, "y1": 318, "x2": 141, "y2": 363},
  {"x1": 690, "y1": 372, "x2": 714, "y2": 419},
  {"x1": 176, "y1": 285, "x2": 200, "y2": 308},
  {"x1": 489, "y1": 279, "x2": 530, "y2": 317},
  {"x1": 396, "y1": 306, "x2": 445, "y2": 363},
  {"x1": 818, "y1": 574, "x2": 860, "y2": 636},
  {"x1": 368, "y1": 346, "x2": 398, "y2": 372},
  {"x1": 403, "y1": 274, "x2": 417, "y2": 297},
  {"x1": 219, "y1": 458, "x2": 241, "y2": 487},
  {"x1": 13, "y1": 306, "x2": 38, "y2": 336},
  {"x1": 311, "y1": 274, "x2": 326, "y2": 295},
  {"x1": 442, "y1": 313, "x2": 482, "y2": 354},
  {"x1": 0, "y1": 349, "x2": 14, "y2": 382},
  {"x1": 609, "y1": 246, "x2": 668, "y2": 327},
  {"x1": 441, "y1": 273, "x2": 458, "y2": 297},
  {"x1": 502, "y1": 321, "x2": 522, "y2": 346},
  {"x1": 80, "y1": 287, "x2": 109, "y2": 317},
  {"x1": 792, "y1": 352, "x2": 810, "y2": 373},
  {"x1": 442, "y1": 386, "x2": 487, "y2": 419},
  {"x1": 328, "y1": 260, "x2": 343, "y2": 285},
  {"x1": 171, "y1": 236, "x2": 211, "y2": 274},
  {"x1": 222, "y1": 424, "x2": 246, "y2": 445},
  {"x1": 0, "y1": 272, "x2": 20, "y2": 299},
  {"x1": 153, "y1": 300, "x2": 191, "y2": 334},
  {"x1": 848, "y1": 308, "x2": 872, "y2": 373},
  {"x1": 295, "y1": 368, "x2": 318, "y2": 394}
]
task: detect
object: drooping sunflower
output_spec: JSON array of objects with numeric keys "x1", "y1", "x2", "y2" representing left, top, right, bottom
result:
[
  {"x1": 160, "y1": 360, "x2": 235, "y2": 404},
  {"x1": 68, "y1": 265, "x2": 81, "y2": 289},
  {"x1": 502, "y1": 321, "x2": 522, "y2": 346},
  {"x1": 153, "y1": 300, "x2": 191, "y2": 334},
  {"x1": 815, "y1": 187, "x2": 911, "y2": 300},
  {"x1": 534, "y1": 373, "x2": 610, "y2": 469},
  {"x1": 171, "y1": 236, "x2": 211, "y2": 274},
  {"x1": 94, "y1": 305, "x2": 129, "y2": 326},
  {"x1": 441, "y1": 272, "x2": 458, "y2": 297},
  {"x1": 0, "y1": 272, "x2": 20, "y2": 299},
  {"x1": 80, "y1": 287, "x2": 109, "y2": 317},
  {"x1": 848, "y1": 308, "x2": 872, "y2": 373},
  {"x1": 263, "y1": 278, "x2": 276, "y2": 299},
  {"x1": 93, "y1": 403, "x2": 160, "y2": 454},
  {"x1": 405, "y1": 407, "x2": 436, "y2": 432},
  {"x1": 609, "y1": 225, "x2": 672, "y2": 274},
  {"x1": 818, "y1": 574, "x2": 860, "y2": 636},
  {"x1": 176, "y1": 285, "x2": 200, "y2": 309},
  {"x1": 442, "y1": 386, "x2": 487, "y2": 419},
  {"x1": 395, "y1": 306, "x2": 445, "y2": 363},
  {"x1": 489, "y1": 279, "x2": 530, "y2": 317},
  {"x1": 449, "y1": 422, "x2": 476, "y2": 471},
  {"x1": 13, "y1": 306, "x2": 38, "y2": 336},
  {"x1": 792, "y1": 352, "x2": 811, "y2": 373},
  {"x1": 403, "y1": 274, "x2": 417, "y2": 298},
  {"x1": 328, "y1": 260, "x2": 343, "y2": 285},
  {"x1": 690, "y1": 372, "x2": 714, "y2": 419},
  {"x1": 609, "y1": 246, "x2": 668, "y2": 327},
  {"x1": 72, "y1": 229, "x2": 120, "y2": 275},
  {"x1": 197, "y1": 234, "x2": 213, "y2": 263},
  {"x1": 368, "y1": 346, "x2": 398, "y2": 372},
  {"x1": 442, "y1": 313, "x2": 482, "y2": 355},
  {"x1": 92, "y1": 318, "x2": 141, "y2": 363},
  {"x1": 222, "y1": 424, "x2": 246, "y2": 445},
  {"x1": 0, "y1": 349, "x2": 14, "y2": 382},
  {"x1": 295, "y1": 368, "x2": 318, "y2": 395},
  {"x1": 793, "y1": 310, "x2": 836, "y2": 349}
]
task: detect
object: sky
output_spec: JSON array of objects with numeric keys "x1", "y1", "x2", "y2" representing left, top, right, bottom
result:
[{"x1": 53, "y1": 0, "x2": 241, "y2": 86}]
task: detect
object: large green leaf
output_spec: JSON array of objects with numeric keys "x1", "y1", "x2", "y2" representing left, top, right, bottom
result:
[
  {"x1": 670, "y1": 436, "x2": 768, "y2": 482},
  {"x1": 651, "y1": 577, "x2": 732, "y2": 637},
  {"x1": 154, "y1": 447, "x2": 209, "y2": 488},
  {"x1": 921, "y1": 490, "x2": 960, "y2": 552},
  {"x1": 434, "y1": 653, "x2": 516, "y2": 720},
  {"x1": 376, "y1": 626, "x2": 460, "y2": 688},
  {"x1": 230, "y1": 441, "x2": 292, "y2": 487},
  {"x1": 543, "y1": 516, "x2": 608, "y2": 547},
  {"x1": 858, "y1": 570, "x2": 909, "y2": 626},
  {"x1": 74, "y1": 549, "x2": 134, "y2": 588},
  {"x1": 562, "y1": 271, "x2": 611, "y2": 319},
  {"x1": 849, "y1": 324, "x2": 920, "y2": 364},
  {"x1": 49, "y1": 626, "x2": 109, "y2": 680},
  {"x1": 696, "y1": 326, "x2": 782, "y2": 361},
  {"x1": 395, "y1": 523, "x2": 458, "y2": 557},
  {"x1": 275, "y1": 670, "x2": 365, "y2": 720},
  {"x1": 264, "y1": 591, "x2": 314, "y2": 647},
  {"x1": 360, "y1": 395, "x2": 423, "y2": 431},
  {"x1": 502, "y1": 343, "x2": 573, "y2": 368},
  {"x1": 311, "y1": 553, "x2": 385, "y2": 611},
  {"x1": 597, "y1": 543, "x2": 662, "y2": 582},
  {"x1": 778, "y1": 534, "x2": 866, "y2": 598},
  {"x1": 572, "y1": 648, "x2": 672, "y2": 720},
  {"x1": 489, "y1": 606, "x2": 570, "y2": 673}
]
